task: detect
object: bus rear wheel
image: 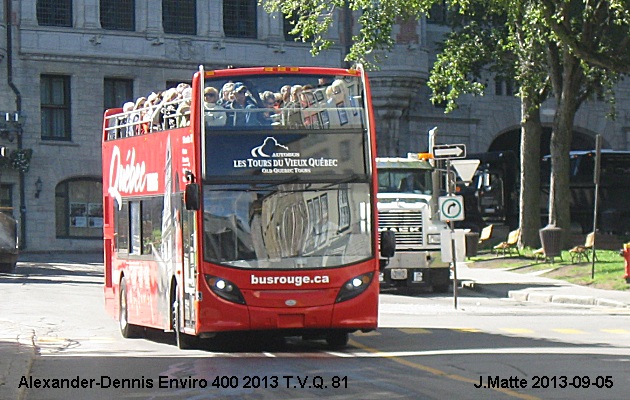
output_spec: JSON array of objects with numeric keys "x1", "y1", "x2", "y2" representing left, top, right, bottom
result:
[
  {"x1": 171, "y1": 289, "x2": 197, "y2": 350},
  {"x1": 119, "y1": 278, "x2": 143, "y2": 338}
]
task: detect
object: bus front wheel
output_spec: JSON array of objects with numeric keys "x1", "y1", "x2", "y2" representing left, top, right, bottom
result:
[
  {"x1": 119, "y1": 278, "x2": 143, "y2": 338},
  {"x1": 171, "y1": 288, "x2": 196, "y2": 350},
  {"x1": 326, "y1": 331, "x2": 349, "y2": 348}
]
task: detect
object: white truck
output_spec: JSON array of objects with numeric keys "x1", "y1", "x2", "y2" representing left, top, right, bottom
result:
[{"x1": 377, "y1": 155, "x2": 451, "y2": 292}]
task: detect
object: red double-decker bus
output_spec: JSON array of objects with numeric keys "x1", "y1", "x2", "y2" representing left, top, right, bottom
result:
[{"x1": 102, "y1": 66, "x2": 388, "y2": 348}]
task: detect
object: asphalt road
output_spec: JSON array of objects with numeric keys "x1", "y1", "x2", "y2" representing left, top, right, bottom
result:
[{"x1": 1, "y1": 255, "x2": 629, "y2": 400}]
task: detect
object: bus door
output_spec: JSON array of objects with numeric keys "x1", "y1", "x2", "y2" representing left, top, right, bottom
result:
[{"x1": 181, "y1": 198, "x2": 198, "y2": 330}]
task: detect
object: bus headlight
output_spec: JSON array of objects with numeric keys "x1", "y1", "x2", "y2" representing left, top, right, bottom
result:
[
  {"x1": 204, "y1": 275, "x2": 246, "y2": 305},
  {"x1": 336, "y1": 273, "x2": 374, "y2": 303}
]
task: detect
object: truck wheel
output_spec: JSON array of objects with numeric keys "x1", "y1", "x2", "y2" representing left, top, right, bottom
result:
[
  {"x1": 119, "y1": 278, "x2": 144, "y2": 338},
  {"x1": 433, "y1": 284, "x2": 451, "y2": 293},
  {"x1": 0, "y1": 262, "x2": 16, "y2": 273}
]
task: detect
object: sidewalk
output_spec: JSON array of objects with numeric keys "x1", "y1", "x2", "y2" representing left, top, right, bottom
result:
[{"x1": 457, "y1": 262, "x2": 630, "y2": 308}]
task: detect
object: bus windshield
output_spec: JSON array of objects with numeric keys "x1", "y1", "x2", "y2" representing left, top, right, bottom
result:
[{"x1": 202, "y1": 182, "x2": 372, "y2": 269}]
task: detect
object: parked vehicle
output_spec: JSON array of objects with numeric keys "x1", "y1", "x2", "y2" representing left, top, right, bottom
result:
[
  {"x1": 0, "y1": 212, "x2": 19, "y2": 272},
  {"x1": 376, "y1": 155, "x2": 451, "y2": 293},
  {"x1": 541, "y1": 150, "x2": 630, "y2": 234}
]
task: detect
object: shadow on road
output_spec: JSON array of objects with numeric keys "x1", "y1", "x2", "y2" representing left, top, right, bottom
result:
[{"x1": 0, "y1": 254, "x2": 103, "y2": 286}]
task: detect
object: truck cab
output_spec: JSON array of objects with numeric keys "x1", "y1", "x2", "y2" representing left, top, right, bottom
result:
[{"x1": 376, "y1": 156, "x2": 451, "y2": 293}]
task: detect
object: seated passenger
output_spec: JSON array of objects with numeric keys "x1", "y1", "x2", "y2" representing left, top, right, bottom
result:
[
  {"x1": 278, "y1": 85, "x2": 292, "y2": 107},
  {"x1": 130, "y1": 97, "x2": 146, "y2": 136},
  {"x1": 176, "y1": 88, "x2": 192, "y2": 127},
  {"x1": 257, "y1": 90, "x2": 279, "y2": 125},
  {"x1": 227, "y1": 84, "x2": 256, "y2": 126},
  {"x1": 217, "y1": 82, "x2": 235, "y2": 106},
  {"x1": 157, "y1": 88, "x2": 179, "y2": 130},
  {"x1": 121, "y1": 101, "x2": 135, "y2": 138},
  {"x1": 204, "y1": 87, "x2": 226, "y2": 127}
]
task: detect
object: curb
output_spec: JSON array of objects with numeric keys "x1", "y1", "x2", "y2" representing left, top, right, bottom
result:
[
  {"x1": 463, "y1": 281, "x2": 630, "y2": 309},
  {"x1": 507, "y1": 290, "x2": 629, "y2": 308}
]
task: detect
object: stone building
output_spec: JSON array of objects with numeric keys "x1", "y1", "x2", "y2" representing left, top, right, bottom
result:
[{"x1": 0, "y1": 1, "x2": 627, "y2": 252}]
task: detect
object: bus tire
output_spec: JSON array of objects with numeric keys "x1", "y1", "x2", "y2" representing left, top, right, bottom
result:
[
  {"x1": 171, "y1": 288, "x2": 196, "y2": 350},
  {"x1": 0, "y1": 262, "x2": 16, "y2": 273},
  {"x1": 433, "y1": 284, "x2": 450, "y2": 293},
  {"x1": 326, "y1": 331, "x2": 349, "y2": 348},
  {"x1": 119, "y1": 278, "x2": 143, "y2": 338}
]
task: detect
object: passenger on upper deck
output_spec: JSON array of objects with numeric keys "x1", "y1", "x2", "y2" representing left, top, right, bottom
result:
[
  {"x1": 218, "y1": 82, "x2": 235, "y2": 107},
  {"x1": 130, "y1": 97, "x2": 146, "y2": 136},
  {"x1": 278, "y1": 85, "x2": 292, "y2": 107},
  {"x1": 160, "y1": 88, "x2": 180, "y2": 130},
  {"x1": 176, "y1": 88, "x2": 192, "y2": 127},
  {"x1": 226, "y1": 83, "x2": 256, "y2": 126},
  {"x1": 120, "y1": 101, "x2": 135, "y2": 138},
  {"x1": 204, "y1": 87, "x2": 227, "y2": 127},
  {"x1": 258, "y1": 90, "x2": 279, "y2": 125}
]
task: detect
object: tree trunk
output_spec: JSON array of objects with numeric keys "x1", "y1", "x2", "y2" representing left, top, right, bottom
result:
[
  {"x1": 548, "y1": 50, "x2": 583, "y2": 247},
  {"x1": 519, "y1": 97, "x2": 542, "y2": 248}
]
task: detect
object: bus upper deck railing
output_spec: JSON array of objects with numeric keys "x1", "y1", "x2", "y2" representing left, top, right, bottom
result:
[{"x1": 104, "y1": 95, "x2": 365, "y2": 141}]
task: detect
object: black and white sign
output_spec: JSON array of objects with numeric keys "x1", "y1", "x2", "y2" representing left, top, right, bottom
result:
[{"x1": 433, "y1": 144, "x2": 466, "y2": 160}]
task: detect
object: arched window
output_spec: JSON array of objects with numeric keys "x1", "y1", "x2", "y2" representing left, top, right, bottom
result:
[{"x1": 55, "y1": 178, "x2": 103, "y2": 238}]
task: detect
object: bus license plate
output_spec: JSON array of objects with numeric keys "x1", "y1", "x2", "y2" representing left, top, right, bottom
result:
[
  {"x1": 390, "y1": 269, "x2": 407, "y2": 280},
  {"x1": 413, "y1": 272, "x2": 423, "y2": 282}
]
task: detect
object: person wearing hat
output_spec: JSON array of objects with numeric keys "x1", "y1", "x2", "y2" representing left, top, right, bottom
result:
[
  {"x1": 227, "y1": 84, "x2": 256, "y2": 126},
  {"x1": 204, "y1": 86, "x2": 226, "y2": 127}
]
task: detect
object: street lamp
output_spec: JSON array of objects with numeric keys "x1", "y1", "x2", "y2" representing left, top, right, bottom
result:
[{"x1": 34, "y1": 177, "x2": 42, "y2": 199}]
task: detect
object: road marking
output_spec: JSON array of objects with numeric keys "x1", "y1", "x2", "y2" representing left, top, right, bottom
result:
[
  {"x1": 552, "y1": 328, "x2": 585, "y2": 334},
  {"x1": 453, "y1": 328, "x2": 482, "y2": 333},
  {"x1": 353, "y1": 330, "x2": 381, "y2": 336},
  {"x1": 601, "y1": 329, "x2": 630, "y2": 334},
  {"x1": 348, "y1": 339, "x2": 542, "y2": 400},
  {"x1": 398, "y1": 328, "x2": 432, "y2": 335},
  {"x1": 501, "y1": 328, "x2": 535, "y2": 334}
]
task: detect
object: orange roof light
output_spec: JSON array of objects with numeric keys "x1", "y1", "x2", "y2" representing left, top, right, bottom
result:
[
  {"x1": 417, "y1": 153, "x2": 434, "y2": 160},
  {"x1": 264, "y1": 67, "x2": 300, "y2": 72}
]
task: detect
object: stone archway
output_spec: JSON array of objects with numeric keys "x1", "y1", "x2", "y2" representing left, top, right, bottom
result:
[{"x1": 487, "y1": 127, "x2": 598, "y2": 155}]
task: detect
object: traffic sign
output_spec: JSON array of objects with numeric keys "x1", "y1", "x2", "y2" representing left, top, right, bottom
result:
[
  {"x1": 439, "y1": 195, "x2": 465, "y2": 221},
  {"x1": 433, "y1": 144, "x2": 466, "y2": 159},
  {"x1": 451, "y1": 159, "x2": 480, "y2": 182}
]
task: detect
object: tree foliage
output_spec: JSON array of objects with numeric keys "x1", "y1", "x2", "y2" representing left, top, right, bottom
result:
[
  {"x1": 261, "y1": 0, "x2": 628, "y2": 245},
  {"x1": 261, "y1": 0, "x2": 435, "y2": 66}
]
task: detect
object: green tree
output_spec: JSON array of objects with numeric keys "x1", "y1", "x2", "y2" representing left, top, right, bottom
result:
[{"x1": 262, "y1": 0, "x2": 626, "y2": 246}]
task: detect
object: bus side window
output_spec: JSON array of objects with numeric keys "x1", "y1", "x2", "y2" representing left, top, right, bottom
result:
[{"x1": 116, "y1": 201, "x2": 129, "y2": 255}]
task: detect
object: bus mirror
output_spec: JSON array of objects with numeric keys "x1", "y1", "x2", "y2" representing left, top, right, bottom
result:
[
  {"x1": 185, "y1": 183, "x2": 201, "y2": 210},
  {"x1": 380, "y1": 230, "x2": 396, "y2": 258}
]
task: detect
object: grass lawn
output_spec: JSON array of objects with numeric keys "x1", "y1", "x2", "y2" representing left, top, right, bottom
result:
[{"x1": 469, "y1": 247, "x2": 630, "y2": 291}]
